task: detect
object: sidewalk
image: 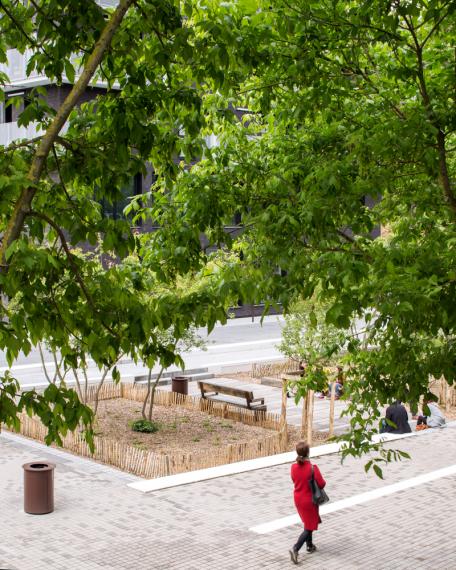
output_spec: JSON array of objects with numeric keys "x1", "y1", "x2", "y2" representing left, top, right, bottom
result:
[{"x1": 1, "y1": 425, "x2": 455, "y2": 569}]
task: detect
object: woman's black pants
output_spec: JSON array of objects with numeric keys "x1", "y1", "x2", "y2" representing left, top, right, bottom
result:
[{"x1": 294, "y1": 529, "x2": 313, "y2": 552}]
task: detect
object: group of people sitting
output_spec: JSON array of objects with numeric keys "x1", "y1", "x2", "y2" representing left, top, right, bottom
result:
[
  {"x1": 314, "y1": 366, "x2": 345, "y2": 400},
  {"x1": 380, "y1": 400, "x2": 446, "y2": 434}
]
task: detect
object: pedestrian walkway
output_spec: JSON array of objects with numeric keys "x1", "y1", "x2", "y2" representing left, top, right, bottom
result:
[{"x1": 1, "y1": 425, "x2": 455, "y2": 569}]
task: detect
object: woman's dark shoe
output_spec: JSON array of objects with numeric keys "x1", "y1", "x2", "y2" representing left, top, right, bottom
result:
[
  {"x1": 289, "y1": 548, "x2": 299, "y2": 564},
  {"x1": 307, "y1": 544, "x2": 317, "y2": 553}
]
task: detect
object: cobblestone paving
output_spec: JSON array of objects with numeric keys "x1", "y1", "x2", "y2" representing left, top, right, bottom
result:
[{"x1": 1, "y1": 426, "x2": 455, "y2": 570}]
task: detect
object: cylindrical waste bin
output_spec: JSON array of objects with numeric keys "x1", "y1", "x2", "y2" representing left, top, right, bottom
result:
[
  {"x1": 172, "y1": 376, "x2": 189, "y2": 395},
  {"x1": 23, "y1": 462, "x2": 55, "y2": 514}
]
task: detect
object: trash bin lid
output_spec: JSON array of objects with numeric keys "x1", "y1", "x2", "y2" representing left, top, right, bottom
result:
[{"x1": 23, "y1": 462, "x2": 56, "y2": 471}]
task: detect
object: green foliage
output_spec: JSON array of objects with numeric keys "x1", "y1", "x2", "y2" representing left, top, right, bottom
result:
[
  {"x1": 130, "y1": 419, "x2": 160, "y2": 433},
  {"x1": 2, "y1": 0, "x2": 456, "y2": 463},
  {"x1": 0, "y1": 0, "x2": 252, "y2": 444},
  {"x1": 0, "y1": 372, "x2": 94, "y2": 450},
  {"x1": 279, "y1": 295, "x2": 346, "y2": 366},
  {"x1": 131, "y1": 1, "x2": 456, "y2": 462}
]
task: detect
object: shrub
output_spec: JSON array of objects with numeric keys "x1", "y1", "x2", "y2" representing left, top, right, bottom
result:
[{"x1": 131, "y1": 419, "x2": 160, "y2": 433}]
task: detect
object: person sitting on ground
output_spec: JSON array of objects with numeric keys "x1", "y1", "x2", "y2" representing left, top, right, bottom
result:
[
  {"x1": 380, "y1": 400, "x2": 411, "y2": 434},
  {"x1": 326, "y1": 368, "x2": 344, "y2": 399},
  {"x1": 417, "y1": 400, "x2": 446, "y2": 429}
]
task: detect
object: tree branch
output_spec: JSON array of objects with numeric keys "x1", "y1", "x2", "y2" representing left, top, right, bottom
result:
[
  {"x1": 0, "y1": 136, "x2": 42, "y2": 154},
  {"x1": 337, "y1": 229, "x2": 355, "y2": 243},
  {"x1": 0, "y1": 0, "x2": 135, "y2": 272},
  {"x1": 0, "y1": 0, "x2": 50, "y2": 55},
  {"x1": 404, "y1": 15, "x2": 456, "y2": 215},
  {"x1": 26, "y1": 210, "x2": 98, "y2": 314}
]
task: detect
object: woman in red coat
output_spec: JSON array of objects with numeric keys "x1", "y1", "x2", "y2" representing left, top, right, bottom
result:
[{"x1": 289, "y1": 441, "x2": 326, "y2": 564}]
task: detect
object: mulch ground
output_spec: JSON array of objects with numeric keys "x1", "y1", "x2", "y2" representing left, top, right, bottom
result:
[{"x1": 94, "y1": 398, "x2": 329, "y2": 455}]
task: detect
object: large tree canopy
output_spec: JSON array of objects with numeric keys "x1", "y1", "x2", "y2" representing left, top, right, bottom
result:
[
  {"x1": 1, "y1": 0, "x2": 455, "y2": 455},
  {"x1": 137, "y1": 0, "x2": 456, "y2": 453},
  {"x1": 0, "y1": 0, "x2": 258, "y2": 440}
]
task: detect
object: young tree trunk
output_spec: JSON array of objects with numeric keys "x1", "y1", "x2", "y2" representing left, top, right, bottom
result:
[
  {"x1": 38, "y1": 343, "x2": 53, "y2": 384},
  {"x1": 141, "y1": 368, "x2": 153, "y2": 420},
  {"x1": 72, "y1": 368, "x2": 84, "y2": 403},
  {"x1": 93, "y1": 355, "x2": 122, "y2": 415},
  {"x1": 93, "y1": 367, "x2": 110, "y2": 416},
  {"x1": 148, "y1": 366, "x2": 165, "y2": 421},
  {"x1": 52, "y1": 350, "x2": 66, "y2": 385},
  {"x1": 82, "y1": 368, "x2": 89, "y2": 404}
]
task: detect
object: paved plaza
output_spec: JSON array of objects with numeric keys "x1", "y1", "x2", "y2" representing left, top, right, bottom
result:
[{"x1": 1, "y1": 423, "x2": 455, "y2": 570}]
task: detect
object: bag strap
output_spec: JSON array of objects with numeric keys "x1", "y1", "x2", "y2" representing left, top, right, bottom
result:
[{"x1": 310, "y1": 464, "x2": 314, "y2": 481}]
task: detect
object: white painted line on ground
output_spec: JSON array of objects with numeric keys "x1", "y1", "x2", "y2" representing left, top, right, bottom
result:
[
  {"x1": 17, "y1": 355, "x2": 283, "y2": 388},
  {"x1": 250, "y1": 463, "x2": 456, "y2": 534},
  {"x1": 214, "y1": 355, "x2": 283, "y2": 367},
  {"x1": 3, "y1": 341, "x2": 282, "y2": 374},
  {"x1": 205, "y1": 338, "x2": 282, "y2": 351},
  {"x1": 0, "y1": 357, "x2": 100, "y2": 373},
  {"x1": 19, "y1": 376, "x2": 135, "y2": 389},
  {"x1": 127, "y1": 431, "x2": 419, "y2": 494}
]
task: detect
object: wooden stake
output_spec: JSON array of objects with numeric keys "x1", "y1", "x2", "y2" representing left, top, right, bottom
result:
[
  {"x1": 301, "y1": 391, "x2": 308, "y2": 440},
  {"x1": 280, "y1": 377, "x2": 288, "y2": 450},
  {"x1": 446, "y1": 382, "x2": 452, "y2": 413},
  {"x1": 306, "y1": 390, "x2": 314, "y2": 445},
  {"x1": 329, "y1": 381, "x2": 336, "y2": 438}
]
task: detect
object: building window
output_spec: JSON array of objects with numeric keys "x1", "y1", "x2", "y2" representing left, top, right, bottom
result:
[
  {"x1": 0, "y1": 101, "x2": 13, "y2": 123},
  {"x1": 101, "y1": 173, "x2": 142, "y2": 220}
]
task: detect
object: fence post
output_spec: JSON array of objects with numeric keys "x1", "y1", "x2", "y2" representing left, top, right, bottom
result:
[
  {"x1": 306, "y1": 390, "x2": 314, "y2": 445},
  {"x1": 329, "y1": 382, "x2": 336, "y2": 437},
  {"x1": 301, "y1": 391, "x2": 309, "y2": 440},
  {"x1": 280, "y1": 377, "x2": 288, "y2": 450},
  {"x1": 440, "y1": 376, "x2": 445, "y2": 405},
  {"x1": 446, "y1": 382, "x2": 452, "y2": 413}
]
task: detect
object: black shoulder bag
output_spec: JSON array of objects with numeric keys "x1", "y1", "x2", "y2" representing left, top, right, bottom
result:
[{"x1": 309, "y1": 464, "x2": 329, "y2": 506}]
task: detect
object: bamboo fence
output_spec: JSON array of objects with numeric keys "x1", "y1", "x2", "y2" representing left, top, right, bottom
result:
[
  {"x1": 120, "y1": 383, "x2": 282, "y2": 430},
  {"x1": 429, "y1": 376, "x2": 456, "y2": 411},
  {"x1": 251, "y1": 359, "x2": 300, "y2": 379},
  {"x1": 12, "y1": 382, "x2": 286, "y2": 479}
]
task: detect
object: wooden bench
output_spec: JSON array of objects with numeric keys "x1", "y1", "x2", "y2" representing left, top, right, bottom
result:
[{"x1": 198, "y1": 381, "x2": 267, "y2": 412}]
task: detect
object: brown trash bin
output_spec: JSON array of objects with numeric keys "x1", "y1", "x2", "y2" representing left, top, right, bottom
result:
[
  {"x1": 172, "y1": 376, "x2": 189, "y2": 395},
  {"x1": 23, "y1": 462, "x2": 55, "y2": 515}
]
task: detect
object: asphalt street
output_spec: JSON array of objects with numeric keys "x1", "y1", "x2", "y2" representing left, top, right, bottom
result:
[{"x1": 0, "y1": 315, "x2": 285, "y2": 387}]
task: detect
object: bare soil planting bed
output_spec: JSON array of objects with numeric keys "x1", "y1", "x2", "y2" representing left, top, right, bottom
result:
[
  {"x1": 96, "y1": 398, "x2": 276, "y2": 454},
  {"x1": 94, "y1": 399, "x2": 329, "y2": 454}
]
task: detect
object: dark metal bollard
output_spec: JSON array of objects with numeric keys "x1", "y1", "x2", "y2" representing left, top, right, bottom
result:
[
  {"x1": 171, "y1": 376, "x2": 189, "y2": 396},
  {"x1": 23, "y1": 462, "x2": 55, "y2": 514}
]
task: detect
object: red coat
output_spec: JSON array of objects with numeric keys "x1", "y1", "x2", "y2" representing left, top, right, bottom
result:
[{"x1": 291, "y1": 461, "x2": 326, "y2": 531}]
